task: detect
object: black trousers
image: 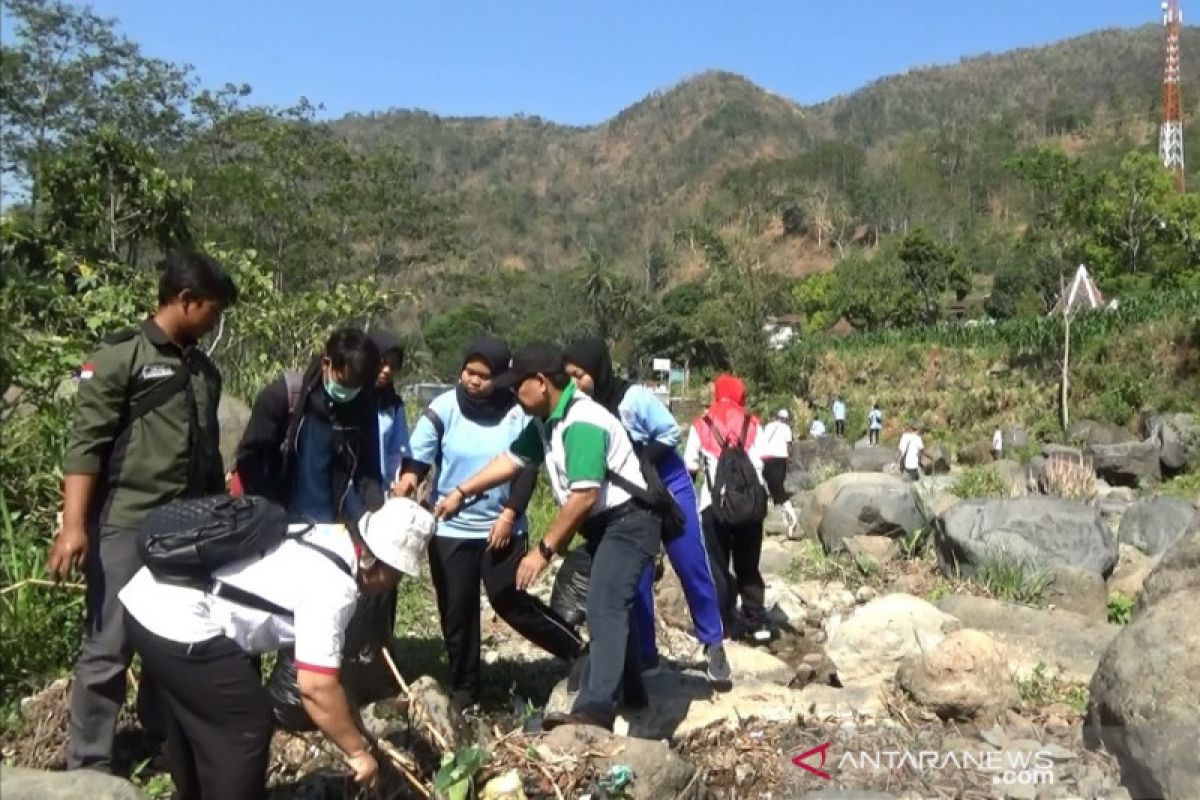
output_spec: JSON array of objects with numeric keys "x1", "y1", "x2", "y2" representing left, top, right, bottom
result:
[
  {"x1": 762, "y1": 458, "x2": 789, "y2": 505},
  {"x1": 835, "y1": 419, "x2": 846, "y2": 436},
  {"x1": 702, "y1": 508, "x2": 767, "y2": 631},
  {"x1": 429, "y1": 535, "x2": 584, "y2": 706},
  {"x1": 869, "y1": 428, "x2": 880, "y2": 445},
  {"x1": 573, "y1": 505, "x2": 660, "y2": 726},
  {"x1": 68, "y1": 525, "x2": 163, "y2": 770},
  {"x1": 126, "y1": 614, "x2": 273, "y2": 800}
]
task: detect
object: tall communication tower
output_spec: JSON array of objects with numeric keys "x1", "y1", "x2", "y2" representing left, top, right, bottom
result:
[{"x1": 1161, "y1": 0, "x2": 1186, "y2": 190}]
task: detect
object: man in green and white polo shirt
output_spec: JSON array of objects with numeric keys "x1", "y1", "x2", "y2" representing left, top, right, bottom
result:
[{"x1": 435, "y1": 343, "x2": 661, "y2": 731}]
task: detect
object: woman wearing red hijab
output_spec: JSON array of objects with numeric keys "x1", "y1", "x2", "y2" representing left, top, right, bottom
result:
[{"x1": 682, "y1": 375, "x2": 771, "y2": 643}]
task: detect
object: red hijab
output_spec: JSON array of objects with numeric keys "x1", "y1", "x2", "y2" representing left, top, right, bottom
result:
[{"x1": 695, "y1": 374, "x2": 759, "y2": 455}]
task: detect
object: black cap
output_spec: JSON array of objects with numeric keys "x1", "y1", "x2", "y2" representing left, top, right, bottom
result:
[{"x1": 493, "y1": 343, "x2": 565, "y2": 389}]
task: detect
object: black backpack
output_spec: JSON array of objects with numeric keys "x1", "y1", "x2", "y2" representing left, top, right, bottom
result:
[
  {"x1": 702, "y1": 414, "x2": 768, "y2": 527},
  {"x1": 138, "y1": 494, "x2": 351, "y2": 615}
]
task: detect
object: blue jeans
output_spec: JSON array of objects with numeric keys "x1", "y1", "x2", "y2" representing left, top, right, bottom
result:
[{"x1": 632, "y1": 452, "x2": 724, "y2": 664}]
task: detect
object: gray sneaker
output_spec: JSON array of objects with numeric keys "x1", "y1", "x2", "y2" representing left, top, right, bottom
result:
[{"x1": 705, "y1": 643, "x2": 733, "y2": 690}]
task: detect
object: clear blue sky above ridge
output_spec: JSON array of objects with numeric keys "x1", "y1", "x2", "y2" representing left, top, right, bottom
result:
[{"x1": 25, "y1": 0, "x2": 1164, "y2": 125}]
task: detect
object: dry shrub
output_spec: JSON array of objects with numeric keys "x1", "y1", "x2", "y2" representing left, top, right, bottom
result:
[{"x1": 1041, "y1": 453, "x2": 1098, "y2": 501}]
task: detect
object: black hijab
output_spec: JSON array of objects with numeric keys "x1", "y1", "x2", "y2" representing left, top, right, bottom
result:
[
  {"x1": 564, "y1": 338, "x2": 630, "y2": 417},
  {"x1": 370, "y1": 330, "x2": 405, "y2": 410},
  {"x1": 457, "y1": 335, "x2": 517, "y2": 424}
]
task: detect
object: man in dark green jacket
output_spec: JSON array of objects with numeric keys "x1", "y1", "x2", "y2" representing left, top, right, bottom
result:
[{"x1": 47, "y1": 250, "x2": 238, "y2": 772}]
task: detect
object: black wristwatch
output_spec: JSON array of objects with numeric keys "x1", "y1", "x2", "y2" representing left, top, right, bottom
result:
[{"x1": 537, "y1": 540, "x2": 555, "y2": 561}]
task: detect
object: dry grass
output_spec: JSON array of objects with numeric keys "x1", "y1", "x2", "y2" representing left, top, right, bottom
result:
[{"x1": 1040, "y1": 453, "x2": 1098, "y2": 502}]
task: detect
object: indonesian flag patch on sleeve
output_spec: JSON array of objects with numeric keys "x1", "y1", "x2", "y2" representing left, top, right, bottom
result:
[{"x1": 79, "y1": 363, "x2": 96, "y2": 380}]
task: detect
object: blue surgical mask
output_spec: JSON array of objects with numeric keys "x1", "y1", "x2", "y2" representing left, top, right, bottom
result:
[{"x1": 324, "y1": 375, "x2": 361, "y2": 404}]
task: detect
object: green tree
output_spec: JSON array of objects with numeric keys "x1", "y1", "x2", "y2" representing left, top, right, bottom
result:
[
  {"x1": 896, "y1": 228, "x2": 968, "y2": 323},
  {"x1": 0, "y1": 0, "x2": 193, "y2": 207},
  {"x1": 39, "y1": 128, "x2": 192, "y2": 266}
]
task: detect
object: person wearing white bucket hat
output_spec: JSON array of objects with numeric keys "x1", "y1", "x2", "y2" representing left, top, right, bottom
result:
[{"x1": 119, "y1": 496, "x2": 433, "y2": 799}]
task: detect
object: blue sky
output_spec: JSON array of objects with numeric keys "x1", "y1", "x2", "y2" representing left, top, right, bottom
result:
[{"x1": 40, "y1": 1, "x2": 1163, "y2": 125}]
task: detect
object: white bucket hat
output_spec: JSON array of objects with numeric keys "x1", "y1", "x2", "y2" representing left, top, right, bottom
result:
[
  {"x1": 777, "y1": 409, "x2": 790, "y2": 420},
  {"x1": 359, "y1": 497, "x2": 435, "y2": 577}
]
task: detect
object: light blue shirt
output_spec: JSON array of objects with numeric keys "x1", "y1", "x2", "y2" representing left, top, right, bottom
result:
[
  {"x1": 833, "y1": 400, "x2": 847, "y2": 421},
  {"x1": 616, "y1": 384, "x2": 679, "y2": 448},
  {"x1": 409, "y1": 390, "x2": 529, "y2": 539},
  {"x1": 378, "y1": 402, "x2": 411, "y2": 484},
  {"x1": 869, "y1": 408, "x2": 883, "y2": 430}
]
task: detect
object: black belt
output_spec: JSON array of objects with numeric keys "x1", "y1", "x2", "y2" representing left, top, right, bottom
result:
[{"x1": 580, "y1": 500, "x2": 639, "y2": 538}]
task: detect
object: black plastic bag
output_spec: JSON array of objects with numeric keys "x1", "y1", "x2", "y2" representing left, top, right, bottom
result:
[
  {"x1": 549, "y1": 547, "x2": 593, "y2": 627},
  {"x1": 266, "y1": 588, "x2": 398, "y2": 732}
]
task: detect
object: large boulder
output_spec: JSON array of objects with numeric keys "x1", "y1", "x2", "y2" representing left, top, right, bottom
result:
[
  {"x1": 1086, "y1": 441, "x2": 1162, "y2": 488},
  {"x1": 1136, "y1": 509, "x2": 1200, "y2": 612},
  {"x1": 1117, "y1": 497, "x2": 1196, "y2": 557},
  {"x1": 919, "y1": 442, "x2": 952, "y2": 474},
  {"x1": 790, "y1": 436, "x2": 852, "y2": 474},
  {"x1": 1107, "y1": 544, "x2": 1158, "y2": 601},
  {"x1": 824, "y1": 594, "x2": 961, "y2": 691},
  {"x1": 817, "y1": 481, "x2": 923, "y2": 553},
  {"x1": 0, "y1": 767, "x2": 147, "y2": 800},
  {"x1": 538, "y1": 725, "x2": 699, "y2": 800},
  {"x1": 896, "y1": 629, "x2": 1017, "y2": 720},
  {"x1": 1069, "y1": 419, "x2": 1137, "y2": 448},
  {"x1": 847, "y1": 446, "x2": 896, "y2": 473},
  {"x1": 1146, "y1": 412, "x2": 1200, "y2": 474},
  {"x1": 1085, "y1": 589, "x2": 1200, "y2": 799},
  {"x1": 812, "y1": 473, "x2": 910, "y2": 523},
  {"x1": 217, "y1": 394, "x2": 252, "y2": 473},
  {"x1": 1044, "y1": 566, "x2": 1108, "y2": 620},
  {"x1": 935, "y1": 497, "x2": 1117, "y2": 580},
  {"x1": 936, "y1": 595, "x2": 1120, "y2": 683}
]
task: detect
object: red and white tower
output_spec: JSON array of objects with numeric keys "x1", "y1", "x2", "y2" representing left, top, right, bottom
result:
[{"x1": 1161, "y1": 0, "x2": 1186, "y2": 190}]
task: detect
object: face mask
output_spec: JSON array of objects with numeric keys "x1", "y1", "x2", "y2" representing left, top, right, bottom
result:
[{"x1": 324, "y1": 375, "x2": 361, "y2": 404}]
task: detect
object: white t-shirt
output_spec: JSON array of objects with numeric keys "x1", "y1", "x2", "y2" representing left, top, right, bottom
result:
[
  {"x1": 898, "y1": 432, "x2": 924, "y2": 470},
  {"x1": 683, "y1": 421, "x2": 766, "y2": 512},
  {"x1": 992, "y1": 429, "x2": 1003, "y2": 452},
  {"x1": 119, "y1": 524, "x2": 359, "y2": 672},
  {"x1": 832, "y1": 400, "x2": 847, "y2": 421},
  {"x1": 809, "y1": 419, "x2": 827, "y2": 438},
  {"x1": 868, "y1": 409, "x2": 883, "y2": 430},
  {"x1": 760, "y1": 420, "x2": 793, "y2": 459}
]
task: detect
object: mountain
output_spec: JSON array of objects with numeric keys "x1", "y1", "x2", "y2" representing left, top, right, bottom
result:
[{"x1": 332, "y1": 25, "x2": 1200, "y2": 276}]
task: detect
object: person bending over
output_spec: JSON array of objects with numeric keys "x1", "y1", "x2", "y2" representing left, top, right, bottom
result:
[{"x1": 120, "y1": 498, "x2": 433, "y2": 800}]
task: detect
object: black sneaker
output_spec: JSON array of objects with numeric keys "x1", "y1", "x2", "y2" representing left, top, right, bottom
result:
[{"x1": 705, "y1": 643, "x2": 733, "y2": 690}]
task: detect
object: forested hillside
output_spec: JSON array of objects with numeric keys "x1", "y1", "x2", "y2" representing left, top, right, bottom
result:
[{"x1": 335, "y1": 25, "x2": 1200, "y2": 277}]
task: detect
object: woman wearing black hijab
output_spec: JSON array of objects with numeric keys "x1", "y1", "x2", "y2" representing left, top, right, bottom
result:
[
  {"x1": 564, "y1": 339, "x2": 732, "y2": 689},
  {"x1": 395, "y1": 337, "x2": 584, "y2": 712}
]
